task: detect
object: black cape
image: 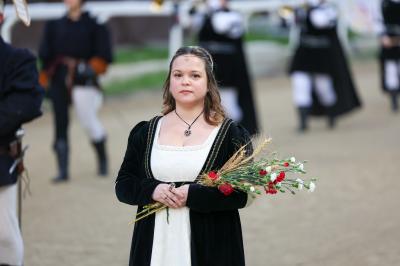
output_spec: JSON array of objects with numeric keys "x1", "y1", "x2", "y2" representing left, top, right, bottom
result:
[
  {"x1": 0, "y1": 37, "x2": 44, "y2": 186},
  {"x1": 115, "y1": 116, "x2": 252, "y2": 266},
  {"x1": 197, "y1": 9, "x2": 259, "y2": 135},
  {"x1": 289, "y1": 5, "x2": 361, "y2": 116}
]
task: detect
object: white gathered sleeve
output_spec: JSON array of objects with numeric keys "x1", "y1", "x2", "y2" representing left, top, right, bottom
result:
[
  {"x1": 309, "y1": 4, "x2": 337, "y2": 29},
  {"x1": 211, "y1": 11, "x2": 245, "y2": 39}
]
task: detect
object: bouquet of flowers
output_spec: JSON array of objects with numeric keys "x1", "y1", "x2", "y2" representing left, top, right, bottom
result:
[{"x1": 131, "y1": 138, "x2": 316, "y2": 224}]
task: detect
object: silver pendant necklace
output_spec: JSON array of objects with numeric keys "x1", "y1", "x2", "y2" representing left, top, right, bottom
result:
[{"x1": 174, "y1": 109, "x2": 204, "y2": 137}]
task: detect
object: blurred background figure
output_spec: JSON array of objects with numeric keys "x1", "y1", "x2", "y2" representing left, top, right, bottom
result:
[
  {"x1": 38, "y1": 0, "x2": 113, "y2": 182},
  {"x1": 378, "y1": 0, "x2": 400, "y2": 112},
  {"x1": 188, "y1": 0, "x2": 259, "y2": 135},
  {"x1": 0, "y1": 0, "x2": 44, "y2": 265},
  {"x1": 288, "y1": 0, "x2": 361, "y2": 132}
]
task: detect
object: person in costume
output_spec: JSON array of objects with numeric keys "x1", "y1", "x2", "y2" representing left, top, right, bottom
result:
[
  {"x1": 288, "y1": 0, "x2": 361, "y2": 132},
  {"x1": 115, "y1": 46, "x2": 253, "y2": 266},
  {"x1": 378, "y1": 0, "x2": 400, "y2": 112},
  {"x1": 38, "y1": 0, "x2": 113, "y2": 182},
  {"x1": 0, "y1": 1, "x2": 44, "y2": 265},
  {"x1": 188, "y1": 0, "x2": 259, "y2": 135}
]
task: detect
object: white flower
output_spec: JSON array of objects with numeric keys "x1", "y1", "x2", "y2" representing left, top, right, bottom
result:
[
  {"x1": 290, "y1": 157, "x2": 296, "y2": 163},
  {"x1": 308, "y1": 182, "x2": 316, "y2": 192},
  {"x1": 265, "y1": 166, "x2": 272, "y2": 173},
  {"x1": 299, "y1": 164, "x2": 304, "y2": 171},
  {"x1": 250, "y1": 186, "x2": 255, "y2": 192},
  {"x1": 295, "y1": 178, "x2": 304, "y2": 190},
  {"x1": 270, "y1": 173, "x2": 277, "y2": 182}
]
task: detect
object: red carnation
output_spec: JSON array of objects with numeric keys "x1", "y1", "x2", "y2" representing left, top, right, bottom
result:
[
  {"x1": 267, "y1": 182, "x2": 275, "y2": 189},
  {"x1": 283, "y1": 162, "x2": 289, "y2": 167},
  {"x1": 208, "y1": 171, "x2": 219, "y2": 181},
  {"x1": 277, "y1": 171, "x2": 286, "y2": 182},
  {"x1": 259, "y1": 169, "x2": 267, "y2": 176},
  {"x1": 218, "y1": 183, "x2": 234, "y2": 196},
  {"x1": 266, "y1": 188, "x2": 278, "y2": 194}
]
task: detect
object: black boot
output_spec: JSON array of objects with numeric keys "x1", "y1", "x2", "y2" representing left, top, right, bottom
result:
[
  {"x1": 52, "y1": 139, "x2": 69, "y2": 183},
  {"x1": 297, "y1": 107, "x2": 309, "y2": 132},
  {"x1": 389, "y1": 91, "x2": 398, "y2": 112},
  {"x1": 92, "y1": 138, "x2": 108, "y2": 176},
  {"x1": 326, "y1": 106, "x2": 336, "y2": 129}
]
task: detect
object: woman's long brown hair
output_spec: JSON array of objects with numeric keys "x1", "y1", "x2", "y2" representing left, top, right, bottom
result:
[{"x1": 162, "y1": 46, "x2": 225, "y2": 126}]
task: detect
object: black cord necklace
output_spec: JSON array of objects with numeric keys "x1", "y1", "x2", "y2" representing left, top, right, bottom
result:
[{"x1": 174, "y1": 109, "x2": 204, "y2": 137}]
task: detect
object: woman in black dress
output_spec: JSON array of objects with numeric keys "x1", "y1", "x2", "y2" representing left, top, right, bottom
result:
[{"x1": 116, "y1": 46, "x2": 252, "y2": 266}]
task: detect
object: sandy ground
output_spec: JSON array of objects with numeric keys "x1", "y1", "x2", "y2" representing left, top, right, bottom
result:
[{"x1": 20, "y1": 58, "x2": 400, "y2": 266}]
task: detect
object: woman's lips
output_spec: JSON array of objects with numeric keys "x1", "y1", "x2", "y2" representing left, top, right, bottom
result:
[{"x1": 179, "y1": 90, "x2": 193, "y2": 94}]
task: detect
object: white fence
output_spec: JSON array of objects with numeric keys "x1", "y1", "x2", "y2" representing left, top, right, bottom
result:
[
  {"x1": 3, "y1": 0, "x2": 377, "y2": 56},
  {"x1": 2, "y1": 0, "x2": 306, "y2": 58}
]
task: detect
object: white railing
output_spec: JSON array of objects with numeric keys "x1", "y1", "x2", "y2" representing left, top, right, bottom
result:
[
  {"x1": 2, "y1": 0, "x2": 306, "y2": 58},
  {"x1": 2, "y1": 1, "x2": 176, "y2": 42}
]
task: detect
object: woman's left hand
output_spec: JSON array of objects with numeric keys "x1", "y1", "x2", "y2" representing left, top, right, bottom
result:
[{"x1": 172, "y1": 185, "x2": 190, "y2": 207}]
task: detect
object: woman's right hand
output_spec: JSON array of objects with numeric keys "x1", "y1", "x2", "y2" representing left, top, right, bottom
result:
[{"x1": 152, "y1": 184, "x2": 184, "y2": 208}]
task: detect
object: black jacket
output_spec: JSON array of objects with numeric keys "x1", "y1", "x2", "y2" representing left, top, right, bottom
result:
[
  {"x1": 0, "y1": 37, "x2": 44, "y2": 186},
  {"x1": 116, "y1": 116, "x2": 252, "y2": 266},
  {"x1": 39, "y1": 11, "x2": 113, "y2": 91}
]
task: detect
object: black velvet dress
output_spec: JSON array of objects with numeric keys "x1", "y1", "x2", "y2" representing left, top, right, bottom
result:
[{"x1": 115, "y1": 116, "x2": 252, "y2": 266}]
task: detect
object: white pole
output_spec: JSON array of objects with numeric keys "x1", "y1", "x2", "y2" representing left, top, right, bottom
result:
[
  {"x1": 169, "y1": 23, "x2": 183, "y2": 60},
  {"x1": 336, "y1": 0, "x2": 351, "y2": 54}
]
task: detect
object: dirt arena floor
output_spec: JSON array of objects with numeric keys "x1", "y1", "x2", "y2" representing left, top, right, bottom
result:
[{"x1": 21, "y1": 58, "x2": 400, "y2": 266}]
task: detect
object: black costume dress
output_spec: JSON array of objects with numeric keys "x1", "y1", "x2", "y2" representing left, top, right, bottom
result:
[
  {"x1": 379, "y1": 0, "x2": 400, "y2": 93},
  {"x1": 289, "y1": 4, "x2": 361, "y2": 116},
  {"x1": 197, "y1": 8, "x2": 259, "y2": 135},
  {"x1": 116, "y1": 117, "x2": 252, "y2": 266},
  {"x1": 0, "y1": 36, "x2": 44, "y2": 186}
]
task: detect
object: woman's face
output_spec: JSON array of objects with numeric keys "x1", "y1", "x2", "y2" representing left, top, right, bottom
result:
[
  {"x1": 169, "y1": 54, "x2": 208, "y2": 107},
  {"x1": 64, "y1": 0, "x2": 82, "y2": 11}
]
